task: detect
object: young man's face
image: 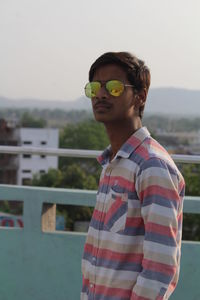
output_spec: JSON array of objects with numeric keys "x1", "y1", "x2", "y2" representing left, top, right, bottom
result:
[{"x1": 91, "y1": 64, "x2": 139, "y2": 125}]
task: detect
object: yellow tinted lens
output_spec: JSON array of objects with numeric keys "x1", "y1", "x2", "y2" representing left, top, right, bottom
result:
[
  {"x1": 85, "y1": 82, "x2": 101, "y2": 98},
  {"x1": 106, "y1": 80, "x2": 124, "y2": 96}
]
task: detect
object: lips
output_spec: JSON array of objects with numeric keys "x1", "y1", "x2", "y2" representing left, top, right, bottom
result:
[{"x1": 93, "y1": 101, "x2": 112, "y2": 111}]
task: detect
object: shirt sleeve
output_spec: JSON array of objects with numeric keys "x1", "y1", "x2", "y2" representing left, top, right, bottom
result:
[{"x1": 131, "y1": 157, "x2": 185, "y2": 300}]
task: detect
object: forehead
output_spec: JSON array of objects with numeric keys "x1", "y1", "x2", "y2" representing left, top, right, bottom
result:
[{"x1": 92, "y1": 64, "x2": 128, "y2": 82}]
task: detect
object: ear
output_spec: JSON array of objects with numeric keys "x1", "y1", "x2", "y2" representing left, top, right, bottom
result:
[{"x1": 134, "y1": 89, "x2": 147, "y2": 109}]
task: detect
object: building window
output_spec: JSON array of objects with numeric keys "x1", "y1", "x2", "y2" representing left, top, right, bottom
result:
[
  {"x1": 40, "y1": 155, "x2": 46, "y2": 159},
  {"x1": 41, "y1": 141, "x2": 47, "y2": 145},
  {"x1": 23, "y1": 154, "x2": 31, "y2": 158},
  {"x1": 23, "y1": 141, "x2": 32, "y2": 145},
  {"x1": 22, "y1": 178, "x2": 31, "y2": 185},
  {"x1": 40, "y1": 170, "x2": 46, "y2": 174},
  {"x1": 22, "y1": 170, "x2": 31, "y2": 173}
]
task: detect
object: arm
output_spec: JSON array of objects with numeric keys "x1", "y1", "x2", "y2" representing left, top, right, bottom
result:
[{"x1": 131, "y1": 157, "x2": 185, "y2": 300}]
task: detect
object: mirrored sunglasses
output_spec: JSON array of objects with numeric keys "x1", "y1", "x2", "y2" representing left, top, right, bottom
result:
[{"x1": 84, "y1": 80, "x2": 134, "y2": 98}]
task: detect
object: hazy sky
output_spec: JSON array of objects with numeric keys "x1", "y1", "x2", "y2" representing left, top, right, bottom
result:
[{"x1": 0, "y1": 0, "x2": 200, "y2": 101}]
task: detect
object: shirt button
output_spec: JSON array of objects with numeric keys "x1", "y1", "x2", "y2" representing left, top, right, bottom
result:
[{"x1": 106, "y1": 166, "x2": 112, "y2": 174}]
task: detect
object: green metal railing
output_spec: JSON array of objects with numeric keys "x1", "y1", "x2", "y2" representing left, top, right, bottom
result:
[
  {"x1": 0, "y1": 184, "x2": 199, "y2": 300},
  {"x1": 0, "y1": 146, "x2": 200, "y2": 299}
]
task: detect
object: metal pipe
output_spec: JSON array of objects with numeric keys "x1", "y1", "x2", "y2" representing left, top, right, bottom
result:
[{"x1": 0, "y1": 145, "x2": 200, "y2": 163}]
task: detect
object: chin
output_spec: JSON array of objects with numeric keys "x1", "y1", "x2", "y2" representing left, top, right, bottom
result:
[
  {"x1": 94, "y1": 115, "x2": 108, "y2": 123},
  {"x1": 92, "y1": 111, "x2": 108, "y2": 122}
]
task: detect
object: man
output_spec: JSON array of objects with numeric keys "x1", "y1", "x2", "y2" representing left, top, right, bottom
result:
[{"x1": 81, "y1": 52, "x2": 185, "y2": 300}]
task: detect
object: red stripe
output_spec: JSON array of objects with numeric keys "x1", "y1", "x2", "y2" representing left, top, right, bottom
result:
[
  {"x1": 126, "y1": 217, "x2": 144, "y2": 228},
  {"x1": 127, "y1": 136, "x2": 141, "y2": 148},
  {"x1": 105, "y1": 199, "x2": 123, "y2": 222},
  {"x1": 145, "y1": 222, "x2": 177, "y2": 238},
  {"x1": 95, "y1": 284, "x2": 131, "y2": 298},
  {"x1": 99, "y1": 176, "x2": 135, "y2": 191},
  {"x1": 142, "y1": 258, "x2": 176, "y2": 276},
  {"x1": 131, "y1": 293, "x2": 150, "y2": 300},
  {"x1": 135, "y1": 145, "x2": 150, "y2": 160},
  {"x1": 98, "y1": 248, "x2": 143, "y2": 263},
  {"x1": 93, "y1": 209, "x2": 105, "y2": 222},
  {"x1": 84, "y1": 243, "x2": 143, "y2": 263},
  {"x1": 82, "y1": 276, "x2": 89, "y2": 288},
  {"x1": 140, "y1": 185, "x2": 180, "y2": 201}
]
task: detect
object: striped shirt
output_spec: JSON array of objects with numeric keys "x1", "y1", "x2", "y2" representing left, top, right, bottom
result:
[{"x1": 81, "y1": 127, "x2": 185, "y2": 300}]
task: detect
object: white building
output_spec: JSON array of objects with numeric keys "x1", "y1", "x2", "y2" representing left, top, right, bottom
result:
[{"x1": 17, "y1": 128, "x2": 59, "y2": 185}]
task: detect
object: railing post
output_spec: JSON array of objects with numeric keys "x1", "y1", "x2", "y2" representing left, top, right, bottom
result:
[{"x1": 41, "y1": 203, "x2": 56, "y2": 231}]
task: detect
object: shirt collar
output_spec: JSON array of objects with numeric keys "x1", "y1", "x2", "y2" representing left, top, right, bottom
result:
[{"x1": 97, "y1": 127, "x2": 150, "y2": 166}]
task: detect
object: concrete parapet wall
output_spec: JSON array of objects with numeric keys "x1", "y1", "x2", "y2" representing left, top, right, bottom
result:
[{"x1": 0, "y1": 185, "x2": 199, "y2": 300}]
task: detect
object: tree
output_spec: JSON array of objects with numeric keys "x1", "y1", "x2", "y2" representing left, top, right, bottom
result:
[
  {"x1": 59, "y1": 119, "x2": 109, "y2": 184},
  {"x1": 32, "y1": 165, "x2": 97, "y2": 230},
  {"x1": 20, "y1": 112, "x2": 47, "y2": 128},
  {"x1": 32, "y1": 119, "x2": 109, "y2": 230},
  {"x1": 181, "y1": 164, "x2": 200, "y2": 241}
]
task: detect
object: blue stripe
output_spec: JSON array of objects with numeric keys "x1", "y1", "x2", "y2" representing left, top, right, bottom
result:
[
  {"x1": 123, "y1": 226, "x2": 145, "y2": 236},
  {"x1": 82, "y1": 284, "x2": 88, "y2": 294},
  {"x1": 121, "y1": 142, "x2": 135, "y2": 153},
  {"x1": 104, "y1": 202, "x2": 127, "y2": 229},
  {"x1": 90, "y1": 218, "x2": 104, "y2": 231},
  {"x1": 129, "y1": 152, "x2": 146, "y2": 166},
  {"x1": 98, "y1": 184, "x2": 137, "y2": 194},
  {"x1": 96, "y1": 257, "x2": 142, "y2": 272},
  {"x1": 138, "y1": 157, "x2": 178, "y2": 176},
  {"x1": 141, "y1": 269, "x2": 172, "y2": 284},
  {"x1": 180, "y1": 186, "x2": 185, "y2": 197},
  {"x1": 84, "y1": 250, "x2": 142, "y2": 272},
  {"x1": 128, "y1": 191, "x2": 139, "y2": 200},
  {"x1": 142, "y1": 195, "x2": 179, "y2": 210},
  {"x1": 94, "y1": 292, "x2": 130, "y2": 300},
  {"x1": 145, "y1": 231, "x2": 177, "y2": 246},
  {"x1": 98, "y1": 184, "x2": 110, "y2": 194}
]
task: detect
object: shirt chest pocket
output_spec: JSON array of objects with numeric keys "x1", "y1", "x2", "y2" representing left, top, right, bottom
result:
[{"x1": 103, "y1": 188, "x2": 128, "y2": 233}]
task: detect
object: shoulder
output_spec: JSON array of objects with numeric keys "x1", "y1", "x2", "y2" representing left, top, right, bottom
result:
[{"x1": 134, "y1": 136, "x2": 184, "y2": 185}]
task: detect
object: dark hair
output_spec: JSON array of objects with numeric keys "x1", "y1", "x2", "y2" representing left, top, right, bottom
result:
[{"x1": 89, "y1": 52, "x2": 151, "y2": 118}]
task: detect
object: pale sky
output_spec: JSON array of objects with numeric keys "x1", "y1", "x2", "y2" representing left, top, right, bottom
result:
[{"x1": 0, "y1": 0, "x2": 200, "y2": 101}]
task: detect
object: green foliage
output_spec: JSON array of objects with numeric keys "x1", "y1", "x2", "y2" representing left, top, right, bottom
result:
[
  {"x1": 60, "y1": 119, "x2": 109, "y2": 150},
  {"x1": 181, "y1": 164, "x2": 200, "y2": 241},
  {"x1": 59, "y1": 119, "x2": 109, "y2": 185},
  {"x1": 20, "y1": 112, "x2": 47, "y2": 128},
  {"x1": 32, "y1": 169, "x2": 63, "y2": 187},
  {"x1": 32, "y1": 166, "x2": 96, "y2": 230},
  {"x1": 182, "y1": 164, "x2": 200, "y2": 196},
  {"x1": 32, "y1": 119, "x2": 110, "y2": 230}
]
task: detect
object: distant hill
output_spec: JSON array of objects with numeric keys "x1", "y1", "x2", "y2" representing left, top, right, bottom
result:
[
  {"x1": 146, "y1": 88, "x2": 200, "y2": 116},
  {"x1": 0, "y1": 87, "x2": 200, "y2": 116}
]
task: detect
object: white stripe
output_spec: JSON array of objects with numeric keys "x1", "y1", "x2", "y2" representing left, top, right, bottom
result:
[
  {"x1": 88, "y1": 226, "x2": 144, "y2": 245},
  {"x1": 137, "y1": 276, "x2": 168, "y2": 292},
  {"x1": 91, "y1": 266, "x2": 139, "y2": 281},
  {"x1": 142, "y1": 203, "x2": 177, "y2": 219},
  {"x1": 128, "y1": 199, "x2": 141, "y2": 208},
  {"x1": 144, "y1": 240, "x2": 177, "y2": 256},
  {"x1": 138, "y1": 166, "x2": 177, "y2": 182},
  {"x1": 109, "y1": 212, "x2": 126, "y2": 232},
  {"x1": 116, "y1": 159, "x2": 139, "y2": 172},
  {"x1": 80, "y1": 292, "x2": 88, "y2": 300}
]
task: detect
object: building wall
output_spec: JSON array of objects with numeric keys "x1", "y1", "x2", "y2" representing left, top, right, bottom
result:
[
  {"x1": 17, "y1": 128, "x2": 59, "y2": 185},
  {"x1": 0, "y1": 120, "x2": 19, "y2": 184}
]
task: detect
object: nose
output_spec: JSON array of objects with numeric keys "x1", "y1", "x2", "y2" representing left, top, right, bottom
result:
[{"x1": 95, "y1": 84, "x2": 109, "y2": 99}]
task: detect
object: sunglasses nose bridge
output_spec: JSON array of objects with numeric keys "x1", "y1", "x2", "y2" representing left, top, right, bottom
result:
[{"x1": 95, "y1": 82, "x2": 109, "y2": 98}]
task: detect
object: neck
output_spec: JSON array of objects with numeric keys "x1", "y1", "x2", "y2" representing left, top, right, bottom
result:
[{"x1": 104, "y1": 117, "x2": 142, "y2": 160}]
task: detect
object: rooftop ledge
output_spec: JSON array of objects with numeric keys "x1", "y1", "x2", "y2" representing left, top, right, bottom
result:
[{"x1": 0, "y1": 148, "x2": 200, "y2": 299}]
